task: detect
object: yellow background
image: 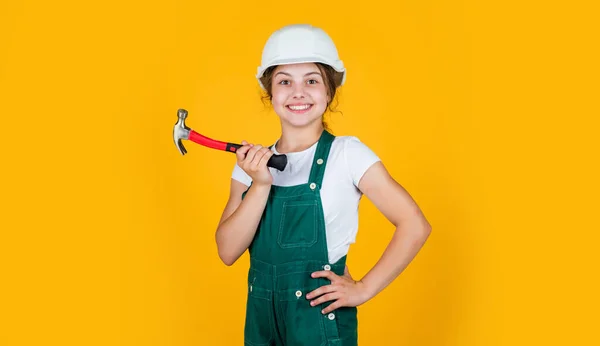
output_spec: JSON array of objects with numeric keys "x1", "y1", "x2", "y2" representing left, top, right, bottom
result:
[{"x1": 1, "y1": 0, "x2": 598, "y2": 345}]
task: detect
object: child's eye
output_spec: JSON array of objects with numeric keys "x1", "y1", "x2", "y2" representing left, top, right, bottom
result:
[
  {"x1": 307, "y1": 79, "x2": 318, "y2": 84},
  {"x1": 278, "y1": 80, "x2": 290, "y2": 85}
]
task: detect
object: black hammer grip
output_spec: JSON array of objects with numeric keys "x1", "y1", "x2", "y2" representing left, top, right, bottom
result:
[{"x1": 225, "y1": 143, "x2": 288, "y2": 171}]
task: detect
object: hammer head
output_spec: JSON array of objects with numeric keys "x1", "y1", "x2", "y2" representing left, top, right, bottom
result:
[{"x1": 173, "y1": 108, "x2": 191, "y2": 155}]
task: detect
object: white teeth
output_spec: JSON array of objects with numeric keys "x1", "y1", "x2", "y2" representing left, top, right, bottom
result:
[{"x1": 288, "y1": 104, "x2": 311, "y2": 110}]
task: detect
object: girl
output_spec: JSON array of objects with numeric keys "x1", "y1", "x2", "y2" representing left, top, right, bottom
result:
[{"x1": 215, "y1": 24, "x2": 431, "y2": 346}]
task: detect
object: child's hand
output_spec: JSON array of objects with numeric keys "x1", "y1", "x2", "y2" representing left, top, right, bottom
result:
[
  {"x1": 305, "y1": 268, "x2": 373, "y2": 314},
  {"x1": 236, "y1": 140, "x2": 273, "y2": 187}
]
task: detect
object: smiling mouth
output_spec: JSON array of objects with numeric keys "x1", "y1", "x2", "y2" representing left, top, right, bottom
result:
[{"x1": 286, "y1": 104, "x2": 313, "y2": 113}]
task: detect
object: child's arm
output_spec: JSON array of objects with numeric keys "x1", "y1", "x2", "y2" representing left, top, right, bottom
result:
[
  {"x1": 307, "y1": 161, "x2": 432, "y2": 312},
  {"x1": 215, "y1": 142, "x2": 273, "y2": 266},
  {"x1": 354, "y1": 161, "x2": 432, "y2": 299}
]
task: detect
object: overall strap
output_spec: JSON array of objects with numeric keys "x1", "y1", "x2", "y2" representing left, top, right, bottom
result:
[{"x1": 308, "y1": 130, "x2": 335, "y2": 189}]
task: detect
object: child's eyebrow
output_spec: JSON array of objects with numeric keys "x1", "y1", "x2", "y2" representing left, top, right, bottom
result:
[{"x1": 274, "y1": 71, "x2": 322, "y2": 78}]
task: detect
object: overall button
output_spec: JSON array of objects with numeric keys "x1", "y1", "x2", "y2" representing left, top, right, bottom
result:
[
  {"x1": 323, "y1": 264, "x2": 331, "y2": 271},
  {"x1": 317, "y1": 158, "x2": 324, "y2": 165},
  {"x1": 327, "y1": 313, "x2": 335, "y2": 320},
  {"x1": 295, "y1": 290, "x2": 302, "y2": 298},
  {"x1": 309, "y1": 183, "x2": 316, "y2": 190}
]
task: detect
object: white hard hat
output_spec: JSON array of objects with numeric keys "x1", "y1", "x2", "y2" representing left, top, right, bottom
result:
[{"x1": 256, "y1": 24, "x2": 346, "y2": 90}]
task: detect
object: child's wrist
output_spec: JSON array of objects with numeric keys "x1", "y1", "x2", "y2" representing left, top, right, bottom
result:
[
  {"x1": 357, "y1": 279, "x2": 377, "y2": 302},
  {"x1": 252, "y1": 182, "x2": 272, "y2": 189},
  {"x1": 249, "y1": 182, "x2": 272, "y2": 195}
]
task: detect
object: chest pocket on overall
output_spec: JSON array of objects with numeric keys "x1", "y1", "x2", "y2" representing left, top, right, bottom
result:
[{"x1": 277, "y1": 199, "x2": 318, "y2": 248}]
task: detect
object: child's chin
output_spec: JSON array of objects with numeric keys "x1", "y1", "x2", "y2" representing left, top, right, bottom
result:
[{"x1": 285, "y1": 117, "x2": 322, "y2": 128}]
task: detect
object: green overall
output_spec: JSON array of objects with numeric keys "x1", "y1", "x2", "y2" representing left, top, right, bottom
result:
[{"x1": 241, "y1": 130, "x2": 358, "y2": 346}]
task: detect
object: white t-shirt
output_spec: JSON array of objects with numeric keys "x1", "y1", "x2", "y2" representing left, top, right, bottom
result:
[{"x1": 231, "y1": 135, "x2": 381, "y2": 264}]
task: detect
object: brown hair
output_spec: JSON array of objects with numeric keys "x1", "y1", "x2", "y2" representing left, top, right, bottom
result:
[{"x1": 259, "y1": 62, "x2": 344, "y2": 132}]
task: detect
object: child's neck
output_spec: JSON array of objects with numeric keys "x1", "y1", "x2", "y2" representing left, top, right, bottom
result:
[{"x1": 276, "y1": 124, "x2": 324, "y2": 154}]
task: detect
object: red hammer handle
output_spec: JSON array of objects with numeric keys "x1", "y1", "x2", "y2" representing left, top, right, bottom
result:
[
  {"x1": 188, "y1": 130, "x2": 287, "y2": 171},
  {"x1": 188, "y1": 130, "x2": 238, "y2": 152}
]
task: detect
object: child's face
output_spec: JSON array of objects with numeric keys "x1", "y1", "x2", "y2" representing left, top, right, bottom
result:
[{"x1": 270, "y1": 63, "x2": 330, "y2": 129}]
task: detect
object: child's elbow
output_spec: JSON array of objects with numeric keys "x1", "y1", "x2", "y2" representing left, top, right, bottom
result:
[
  {"x1": 419, "y1": 220, "x2": 432, "y2": 240},
  {"x1": 217, "y1": 248, "x2": 238, "y2": 266},
  {"x1": 220, "y1": 256, "x2": 236, "y2": 267}
]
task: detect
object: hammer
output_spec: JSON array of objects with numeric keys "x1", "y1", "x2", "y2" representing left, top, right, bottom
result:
[{"x1": 173, "y1": 109, "x2": 288, "y2": 171}]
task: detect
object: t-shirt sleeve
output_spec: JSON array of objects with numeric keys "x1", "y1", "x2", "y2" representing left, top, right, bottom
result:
[
  {"x1": 231, "y1": 162, "x2": 252, "y2": 187},
  {"x1": 343, "y1": 136, "x2": 381, "y2": 187}
]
